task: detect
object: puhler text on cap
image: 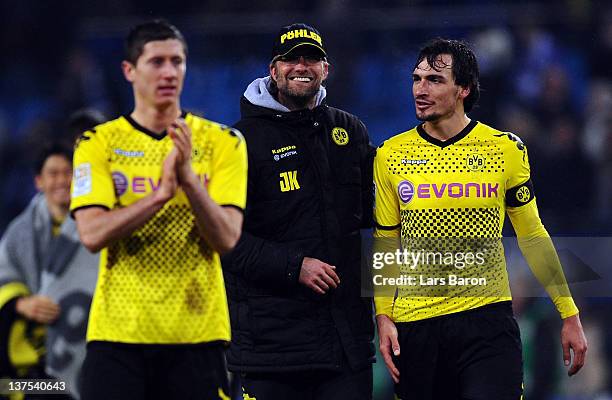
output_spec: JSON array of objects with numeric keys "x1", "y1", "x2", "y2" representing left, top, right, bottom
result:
[{"x1": 280, "y1": 29, "x2": 322, "y2": 45}]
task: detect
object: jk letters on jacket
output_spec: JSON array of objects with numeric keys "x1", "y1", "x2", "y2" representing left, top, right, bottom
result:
[{"x1": 222, "y1": 77, "x2": 376, "y2": 373}]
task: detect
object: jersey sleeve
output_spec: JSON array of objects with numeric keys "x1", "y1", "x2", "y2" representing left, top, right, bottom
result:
[
  {"x1": 507, "y1": 201, "x2": 579, "y2": 318},
  {"x1": 373, "y1": 144, "x2": 400, "y2": 238},
  {"x1": 208, "y1": 127, "x2": 248, "y2": 210},
  {"x1": 504, "y1": 137, "x2": 578, "y2": 319},
  {"x1": 504, "y1": 133, "x2": 535, "y2": 207},
  {"x1": 70, "y1": 129, "x2": 115, "y2": 212},
  {"x1": 372, "y1": 144, "x2": 399, "y2": 317}
]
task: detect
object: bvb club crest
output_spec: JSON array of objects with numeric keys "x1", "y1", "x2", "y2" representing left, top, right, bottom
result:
[{"x1": 331, "y1": 127, "x2": 349, "y2": 146}]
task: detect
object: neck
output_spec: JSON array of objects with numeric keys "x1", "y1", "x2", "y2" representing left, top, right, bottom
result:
[
  {"x1": 277, "y1": 92, "x2": 317, "y2": 111},
  {"x1": 131, "y1": 102, "x2": 182, "y2": 133},
  {"x1": 48, "y1": 202, "x2": 69, "y2": 223},
  {"x1": 422, "y1": 112, "x2": 471, "y2": 141}
]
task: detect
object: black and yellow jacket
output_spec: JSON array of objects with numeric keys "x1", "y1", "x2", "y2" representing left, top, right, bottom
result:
[{"x1": 222, "y1": 77, "x2": 376, "y2": 373}]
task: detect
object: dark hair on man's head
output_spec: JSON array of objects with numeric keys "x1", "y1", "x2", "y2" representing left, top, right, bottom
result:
[
  {"x1": 34, "y1": 142, "x2": 73, "y2": 174},
  {"x1": 124, "y1": 19, "x2": 187, "y2": 64},
  {"x1": 415, "y1": 38, "x2": 480, "y2": 112}
]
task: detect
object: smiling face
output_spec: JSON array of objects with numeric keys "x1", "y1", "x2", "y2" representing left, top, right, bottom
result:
[
  {"x1": 270, "y1": 50, "x2": 328, "y2": 110},
  {"x1": 35, "y1": 154, "x2": 72, "y2": 210},
  {"x1": 123, "y1": 39, "x2": 186, "y2": 110},
  {"x1": 412, "y1": 53, "x2": 470, "y2": 122}
]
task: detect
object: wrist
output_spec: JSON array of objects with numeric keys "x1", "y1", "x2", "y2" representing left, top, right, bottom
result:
[
  {"x1": 562, "y1": 313, "x2": 580, "y2": 324},
  {"x1": 376, "y1": 313, "x2": 393, "y2": 324},
  {"x1": 179, "y1": 170, "x2": 201, "y2": 192},
  {"x1": 152, "y1": 189, "x2": 171, "y2": 208},
  {"x1": 287, "y1": 251, "x2": 304, "y2": 286}
]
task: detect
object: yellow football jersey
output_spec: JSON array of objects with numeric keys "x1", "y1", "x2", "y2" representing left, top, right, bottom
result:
[
  {"x1": 373, "y1": 120, "x2": 578, "y2": 322},
  {"x1": 70, "y1": 113, "x2": 247, "y2": 344}
]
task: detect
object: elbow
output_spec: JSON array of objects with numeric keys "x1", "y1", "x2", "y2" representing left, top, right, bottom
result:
[
  {"x1": 79, "y1": 232, "x2": 105, "y2": 253},
  {"x1": 215, "y1": 230, "x2": 241, "y2": 256}
]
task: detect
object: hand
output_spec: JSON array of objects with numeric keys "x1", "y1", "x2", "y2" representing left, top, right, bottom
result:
[
  {"x1": 16, "y1": 295, "x2": 60, "y2": 324},
  {"x1": 298, "y1": 257, "x2": 340, "y2": 294},
  {"x1": 155, "y1": 148, "x2": 178, "y2": 203},
  {"x1": 561, "y1": 314, "x2": 587, "y2": 376},
  {"x1": 168, "y1": 118, "x2": 195, "y2": 184},
  {"x1": 376, "y1": 314, "x2": 400, "y2": 383}
]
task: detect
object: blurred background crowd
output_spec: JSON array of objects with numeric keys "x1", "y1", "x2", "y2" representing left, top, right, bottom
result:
[{"x1": 0, "y1": 1, "x2": 610, "y2": 399}]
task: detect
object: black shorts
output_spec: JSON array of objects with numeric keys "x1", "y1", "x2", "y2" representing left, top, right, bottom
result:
[
  {"x1": 394, "y1": 301, "x2": 523, "y2": 400},
  {"x1": 80, "y1": 341, "x2": 229, "y2": 400}
]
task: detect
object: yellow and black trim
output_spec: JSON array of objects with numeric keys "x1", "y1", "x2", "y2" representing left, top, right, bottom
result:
[
  {"x1": 417, "y1": 120, "x2": 477, "y2": 148},
  {"x1": 375, "y1": 222, "x2": 400, "y2": 231},
  {"x1": 506, "y1": 179, "x2": 535, "y2": 207}
]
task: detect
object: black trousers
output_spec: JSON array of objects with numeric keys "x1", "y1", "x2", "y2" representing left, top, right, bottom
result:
[
  {"x1": 394, "y1": 301, "x2": 524, "y2": 400},
  {"x1": 80, "y1": 341, "x2": 229, "y2": 400},
  {"x1": 240, "y1": 359, "x2": 373, "y2": 400}
]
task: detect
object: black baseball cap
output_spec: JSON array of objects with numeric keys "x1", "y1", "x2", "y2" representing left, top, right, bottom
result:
[{"x1": 271, "y1": 23, "x2": 327, "y2": 62}]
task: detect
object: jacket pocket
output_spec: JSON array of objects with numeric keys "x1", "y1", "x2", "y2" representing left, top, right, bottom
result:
[{"x1": 246, "y1": 294, "x2": 318, "y2": 352}]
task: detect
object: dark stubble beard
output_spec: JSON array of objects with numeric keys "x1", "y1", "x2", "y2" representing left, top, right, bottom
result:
[
  {"x1": 416, "y1": 111, "x2": 442, "y2": 122},
  {"x1": 276, "y1": 77, "x2": 321, "y2": 109}
]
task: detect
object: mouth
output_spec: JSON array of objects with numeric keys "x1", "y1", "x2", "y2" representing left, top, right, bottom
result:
[
  {"x1": 415, "y1": 99, "x2": 434, "y2": 111},
  {"x1": 51, "y1": 188, "x2": 71, "y2": 198},
  {"x1": 289, "y1": 76, "x2": 313, "y2": 83},
  {"x1": 157, "y1": 86, "x2": 177, "y2": 95}
]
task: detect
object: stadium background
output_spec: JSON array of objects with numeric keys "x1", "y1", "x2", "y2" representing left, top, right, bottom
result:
[{"x1": 0, "y1": 0, "x2": 610, "y2": 398}]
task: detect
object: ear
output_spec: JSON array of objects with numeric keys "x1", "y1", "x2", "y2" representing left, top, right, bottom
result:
[
  {"x1": 458, "y1": 85, "x2": 470, "y2": 101},
  {"x1": 269, "y1": 63, "x2": 278, "y2": 81},
  {"x1": 34, "y1": 175, "x2": 43, "y2": 192},
  {"x1": 322, "y1": 62, "x2": 329, "y2": 81},
  {"x1": 122, "y1": 60, "x2": 135, "y2": 83}
]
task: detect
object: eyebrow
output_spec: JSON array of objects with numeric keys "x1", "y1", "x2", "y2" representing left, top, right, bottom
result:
[{"x1": 412, "y1": 72, "x2": 447, "y2": 80}]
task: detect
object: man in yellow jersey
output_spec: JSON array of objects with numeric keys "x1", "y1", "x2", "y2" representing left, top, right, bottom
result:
[
  {"x1": 71, "y1": 20, "x2": 247, "y2": 400},
  {"x1": 373, "y1": 38, "x2": 587, "y2": 399}
]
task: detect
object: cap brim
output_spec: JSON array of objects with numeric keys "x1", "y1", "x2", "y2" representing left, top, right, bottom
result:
[{"x1": 272, "y1": 42, "x2": 327, "y2": 62}]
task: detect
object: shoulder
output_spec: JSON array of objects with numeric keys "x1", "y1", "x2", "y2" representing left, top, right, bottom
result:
[
  {"x1": 324, "y1": 106, "x2": 364, "y2": 128},
  {"x1": 475, "y1": 121, "x2": 526, "y2": 152},
  {"x1": 376, "y1": 127, "x2": 419, "y2": 156},
  {"x1": 188, "y1": 114, "x2": 245, "y2": 144},
  {"x1": 1, "y1": 197, "x2": 41, "y2": 245},
  {"x1": 324, "y1": 106, "x2": 371, "y2": 147},
  {"x1": 74, "y1": 117, "x2": 122, "y2": 149}
]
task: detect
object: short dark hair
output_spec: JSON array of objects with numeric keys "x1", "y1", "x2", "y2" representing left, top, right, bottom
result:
[
  {"x1": 34, "y1": 142, "x2": 73, "y2": 174},
  {"x1": 124, "y1": 19, "x2": 187, "y2": 64},
  {"x1": 414, "y1": 38, "x2": 480, "y2": 113}
]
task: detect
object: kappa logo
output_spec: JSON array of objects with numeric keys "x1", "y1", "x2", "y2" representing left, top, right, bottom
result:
[
  {"x1": 272, "y1": 145, "x2": 298, "y2": 161},
  {"x1": 113, "y1": 148, "x2": 144, "y2": 158},
  {"x1": 494, "y1": 132, "x2": 525, "y2": 151},
  {"x1": 331, "y1": 127, "x2": 349, "y2": 146},
  {"x1": 401, "y1": 159, "x2": 428, "y2": 165}
]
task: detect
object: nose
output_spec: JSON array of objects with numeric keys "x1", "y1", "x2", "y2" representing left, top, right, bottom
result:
[
  {"x1": 413, "y1": 79, "x2": 428, "y2": 96},
  {"x1": 294, "y1": 56, "x2": 309, "y2": 68},
  {"x1": 59, "y1": 171, "x2": 73, "y2": 187},
  {"x1": 161, "y1": 61, "x2": 178, "y2": 79}
]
